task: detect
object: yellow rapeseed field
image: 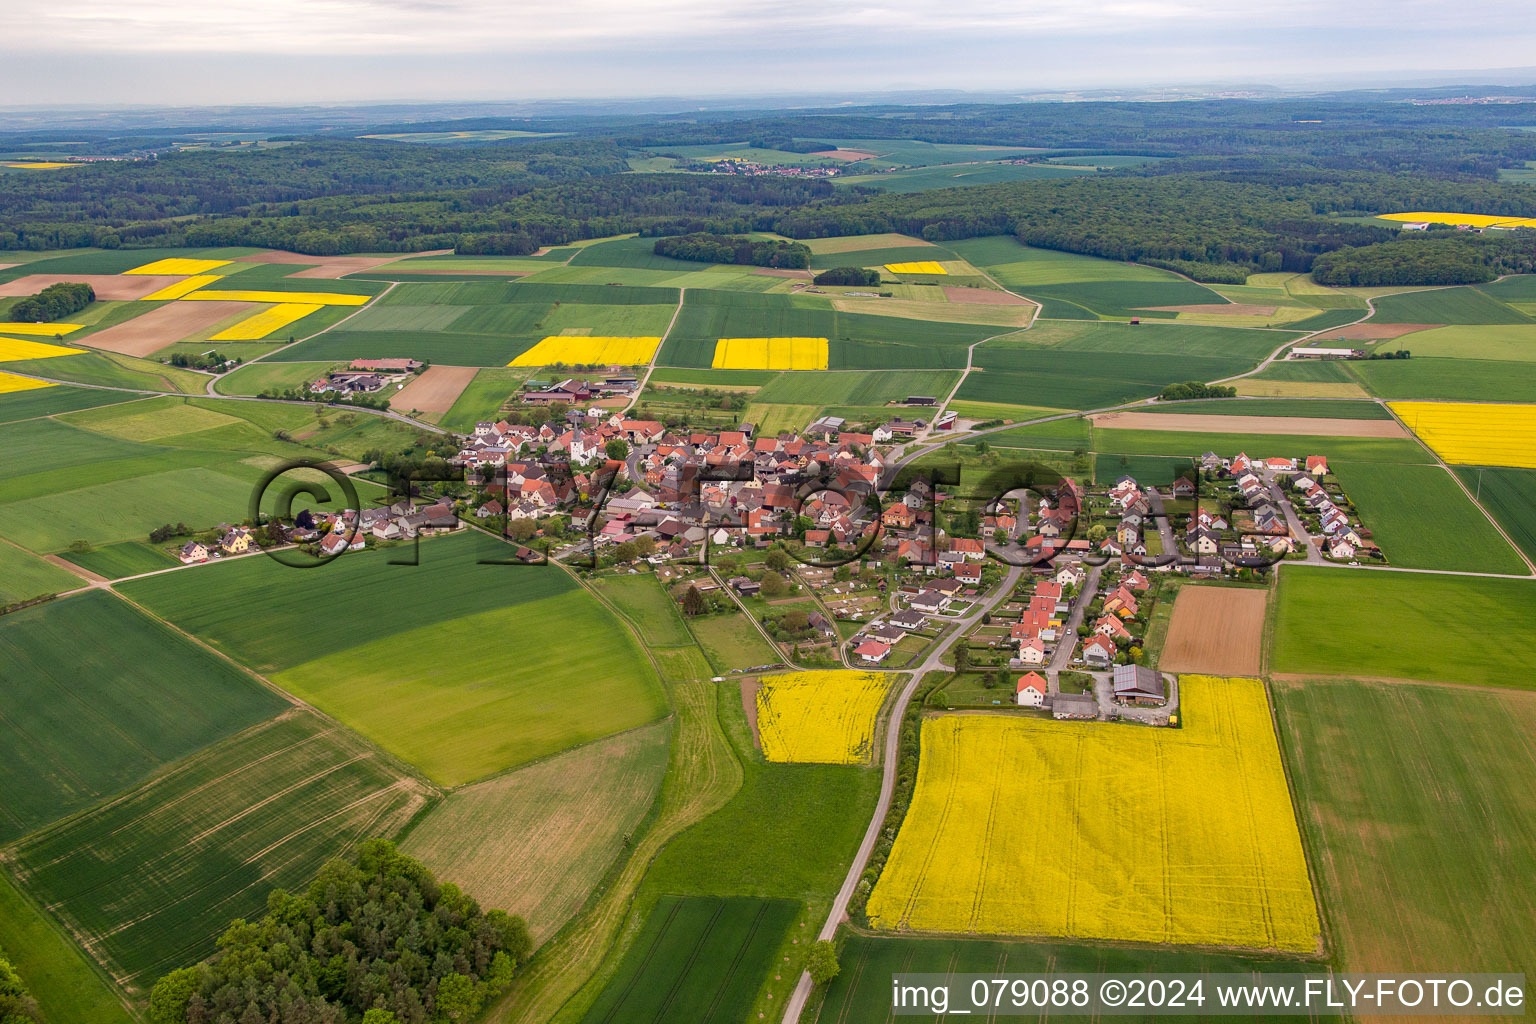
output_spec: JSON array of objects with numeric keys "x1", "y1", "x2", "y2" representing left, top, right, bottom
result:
[
  {"x1": 0, "y1": 337, "x2": 86, "y2": 361},
  {"x1": 710, "y1": 336, "x2": 829, "y2": 370},
  {"x1": 211, "y1": 303, "x2": 323, "y2": 341},
  {"x1": 124, "y1": 258, "x2": 232, "y2": 275},
  {"x1": 509, "y1": 336, "x2": 661, "y2": 367},
  {"x1": 755, "y1": 671, "x2": 891, "y2": 764},
  {"x1": 1391, "y1": 401, "x2": 1536, "y2": 468},
  {"x1": 3, "y1": 162, "x2": 77, "y2": 170},
  {"x1": 140, "y1": 275, "x2": 222, "y2": 301},
  {"x1": 866, "y1": 676, "x2": 1320, "y2": 952},
  {"x1": 0, "y1": 322, "x2": 82, "y2": 336},
  {"x1": 0, "y1": 371, "x2": 56, "y2": 394},
  {"x1": 884, "y1": 261, "x2": 948, "y2": 275},
  {"x1": 1380, "y1": 211, "x2": 1536, "y2": 229},
  {"x1": 180, "y1": 289, "x2": 369, "y2": 306}
]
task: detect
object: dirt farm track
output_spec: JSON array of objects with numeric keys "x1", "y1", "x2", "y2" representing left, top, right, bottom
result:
[{"x1": 1158, "y1": 585, "x2": 1267, "y2": 676}]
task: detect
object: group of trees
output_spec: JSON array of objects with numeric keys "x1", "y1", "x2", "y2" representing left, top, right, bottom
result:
[
  {"x1": 1310, "y1": 231, "x2": 1536, "y2": 285},
  {"x1": 0, "y1": 950, "x2": 41, "y2": 1024},
  {"x1": 168, "y1": 350, "x2": 240, "y2": 371},
  {"x1": 1159, "y1": 381, "x2": 1237, "y2": 401},
  {"x1": 652, "y1": 232, "x2": 811, "y2": 268},
  {"x1": 812, "y1": 266, "x2": 881, "y2": 286},
  {"x1": 7, "y1": 281, "x2": 92, "y2": 322},
  {"x1": 148, "y1": 840, "x2": 532, "y2": 1024}
]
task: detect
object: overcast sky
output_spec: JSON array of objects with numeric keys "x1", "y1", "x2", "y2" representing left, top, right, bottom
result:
[{"x1": 4, "y1": 0, "x2": 1536, "y2": 107}]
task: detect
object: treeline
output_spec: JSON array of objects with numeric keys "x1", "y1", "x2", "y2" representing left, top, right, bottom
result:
[
  {"x1": 8, "y1": 281, "x2": 93, "y2": 322},
  {"x1": 652, "y1": 232, "x2": 810, "y2": 267},
  {"x1": 0, "y1": 949, "x2": 42, "y2": 1024},
  {"x1": 814, "y1": 266, "x2": 882, "y2": 286},
  {"x1": 1310, "y1": 231, "x2": 1536, "y2": 285},
  {"x1": 1159, "y1": 381, "x2": 1238, "y2": 401},
  {"x1": 748, "y1": 136, "x2": 834, "y2": 154},
  {"x1": 148, "y1": 840, "x2": 532, "y2": 1024},
  {"x1": 772, "y1": 170, "x2": 1536, "y2": 277}
]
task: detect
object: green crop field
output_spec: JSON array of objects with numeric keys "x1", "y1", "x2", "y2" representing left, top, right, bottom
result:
[
  {"x1": 0, "y1": 384, "x2": 135, "y2": 424},
  {"x1": 686, "y1": 610, "x2": 779, "y2": 673},
  {"x1": 1390, "y1": 324, "x2": 1536, "y2": 361},
  {"x1": 1330, "y1": 461, "x2": 1526, "y2": 574},
  {"x1": 0, "y1": 591, "x2": 289, "y2": 842},
  {"x1": 402, "y1": 721, "x2": 670, "y2": 944},
  {"x1": 577, "y1": 896, "x2": 799, "y2": 1024},
  {"x1": 1275, "y1": 678, "x2": 1536, "y2": 981},
  {"x1": 746, "y1": 402, "x2": 818, "y2": 434},
  {"x1": 0, "y1": 350, "x2": 207, "y2": 393},
  {"x1": 1347, "y1": 357, "x2": 1536, "y2": 403},
  {"x1": 819, "y1": 934, "x2": 1328, "y2": 1023},
  {"x1": 1454, "y1": 467, "x2": 1536, "y2": 562},
  {"x1": 960, "y1": 348, "x2": 1270, "y2": 411},
  {"x1": 648, "y1": 367, "x2": 775, "y2": 388},
  {"x1": 1251, "y1": 359, "x2": 1356, "y2": 383},
  {"x1": 983, "y1": 415, "x2": 1091, "y2": 450},
  {"x1": 832, "y1": 161, "x2": 1093, "y2": 193},
  {"x1": 440, "y1": 367, "x2": 533, "y2": 432},
  {"x1": 1140, "y1": 398, "x2": 1391, "y2": 418},
  {"x1": 125, "y1": 534, "x2": 666, "y2": 786},
  {"x1": 947, "y1": 237, "x2": 1228, "y2": 318},
  {"x1": 1479, "y1": 274, "x2": 1536, "y2": 302},
  {"x1": 1368, "y1": 286, "x2": 1533, "y2": 325},
  {"x1": 57, "y1": 540, "x2": 179, "y2": 579},
  {"x1": 0, "y1": 873, "x2": 132, "y2": 1024},
  {"x1": 567, "y1": 235, "x2": 712, "y2": 271},
  {"x1": 214, "y1": 360, "x2": 343, "y2": 395},
  {"x1": 3, "y1": 710, "x2": 428, "y2": 997},
  {"x1": 750, "y1": 369, "x2": 960, "y2": 406},
  {"x1": 1092, "y1": 426, "x2": 1432, "y2": 464},
  {"x1": 659, "y1": 290, "x2": 996, "y2": 369},
  {"x1": 0, "y1": 541, "x2": 81, "y2": 604},
  {"x1": 1013, "y1": 318, "x2": 1286, "y2": 360},
  {"x1": 1272, "y1": 567, "x2": 1536, "y2": 685}
]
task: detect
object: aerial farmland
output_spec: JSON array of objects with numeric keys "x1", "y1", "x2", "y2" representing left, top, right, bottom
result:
[{"x1": 2, "y1": 54, "x2": 1536, "y2": 1024}]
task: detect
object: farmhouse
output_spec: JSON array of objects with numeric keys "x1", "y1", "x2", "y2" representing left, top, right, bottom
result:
[
  {"x1": 1291, "y1": 346, "x2": 1363, "y2": 359},
  {"x1": 1016, "y1": 672, "x2": 1048, "y2": 708},
  {"x1": 350, "y1": 358, "x2": 422, "y2": 372},
  {"x1": 219, "y1": 527, "x2": 252, "y2": 555},
  {"x1": 178, "y1": 540, "x2": 209, "y2": 564},
  {"x1": 1112, "y1": 664, "x2": 1166, "y2": 705},
  {"x1": 1082, "y1": 634, "x2": 1117, "y2": 667}
]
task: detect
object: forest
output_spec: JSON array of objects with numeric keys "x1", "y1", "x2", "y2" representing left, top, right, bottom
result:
[
  {"x1": 146, "y1": 840, "x2": 532, "y2": 1024},
  {"x1": 1310, "y1": 231, "x2": 1536, "y2": 285},
  {"x1": 651, "y1": 232, "x2": 811, "y2": 267},
  {"x1": 5, "y1": 282, "x2": 94, "y2": 322}
]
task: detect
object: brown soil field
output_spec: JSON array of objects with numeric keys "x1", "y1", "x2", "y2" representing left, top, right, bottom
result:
[
  {"x1": 388, "y1": 364, "x2": 477, "y2": 414},
  {"x1": 943, "y1": 286, "x2": 1032, "y2": 305},
  {"x1": 0, "y1": 273, "x2": 183, "y2": 300},
  {"x1": 1159, "y1": 585, "x2": 1267, "y2": 676},
  {"x1": 741, "y1": 677, "x2": 761, "y2": 748},
  {"x1": 78, "y1": 299, "x2": 253, "y2": 356},
  {"x1": 1140, "y1": 303, "x2": 1278, "y2": 316},
  {"x1": 1315, "y1": 323, "x2": 1440, "y2": 341},
  {"x1": 1091, "y1": 411, "x2": 1406, "y2": 438},
  {"x1": 812, "y1": 149, "x2": 879, "y2": 161},
  {"x1": 246, "y1": 249, "x2": 452, "y2": 278},
  {"x1": 399, "y1": 723, "x2": 669, "y2": 944},
  {"x1": 751, "y1": 267, "x2": 813, "y2": 278}
]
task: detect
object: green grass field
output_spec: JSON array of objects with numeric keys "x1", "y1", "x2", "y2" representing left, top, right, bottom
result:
[
  {"x1": 0, "y1": 350, "x2": 207, "y2": 393},
  {"x1": 1347, "y1": 356, "x2": 1536, "y2": 403},
  {"x1": 831, "y1": 161, "x2": 1094, "y2": 193},
  {"x1": 1389, "y1": 324, "x2": 1536, "y2": 361},
  {"x1": 57, "y1": 540, "x2": 178, "y2": 578},
  {"x1": 1330, "y1": 461, "x2": 1527, "y2": 574},
  {"x1": 3, "y1": 710, "x2": 428, "y2": 998},
  {"x1": 0, "y1": 542, "x2": 81, "y2": 604},
  {"x1": 0, "y1": 873, "x2": 132, "y2": 1024},
  {"x1": 819, "y1": 933, "x2": 1328, "y2": 1023},
  {"x1": 124, "y1": 534, "x2": 666, "y2": 786},
  {"x1": 686, "y1": 610, "x2": 779, "y2": 673},
  {"x1": 1368, "y1": 287, "x2": 1533, "y2": 325},
  {"x1": 0, "y1": 591, "x2": 289, "y2": 842},
  {"x1": 1272, "y1": 567, "x2": 1536, "y2": 685},
  {"x1": 592, "y1": 573, "x2": 694, "y2": 645},
  {"x1": 402, "y1": 722, "x2": 670, "y2": 944},
  {"x1": 1092, "y1": 426, "x2": 1431, "y2": 464},
  {"x1": 577, "y1": 896, "x2": 799, "y2": 1024},
  {"x1": 1275, "y1": 678, "x2": 1536, "y2": 983},
  {"x1": 750, "y1": 370, "x2": 960, "y2": 406},
  {"x1": 0, "y1": 384, "x2": 136, "y2": 424},
  {"x1": 1140, "y1": 398, "x2": 1390, "y2": 419},
  {"x1": 440, "y1": 367, "x2": 533, "y2": 433},
  {"x1": 1454, "y1": 466, "x2": 1536, "y2": 562},
  {"x1": 213, "y1": 359, "x2": 342, "y2": 395}
]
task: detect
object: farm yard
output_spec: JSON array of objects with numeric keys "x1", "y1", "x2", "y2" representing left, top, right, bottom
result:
[{"x1": 867, "y1": 678, "x2": 1320, "y2": 951}]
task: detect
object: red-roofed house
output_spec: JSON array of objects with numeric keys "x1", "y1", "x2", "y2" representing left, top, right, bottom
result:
[
  {"x1": 1016, "y1": 672, "x2": 1048, "y2": 708},
  {"x1": 854, "y1": 640, "x2": 891, "y2": 664}
]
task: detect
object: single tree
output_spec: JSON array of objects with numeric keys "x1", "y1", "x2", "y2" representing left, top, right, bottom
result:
[
  {"x1": 805, "y1": 940, "x2": 841, "y2": 986},
  {"x1": 682, "y1": 584, "x2": 705, "y2": 616}
]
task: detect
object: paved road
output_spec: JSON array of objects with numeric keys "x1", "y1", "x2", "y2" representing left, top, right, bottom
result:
[
  {"x1": 780, "y1": 562, "x2": 1023, "y2": 1023},
  {"x1": 1047, "y1": 562, "x2": 1102, "y2": 677}
]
